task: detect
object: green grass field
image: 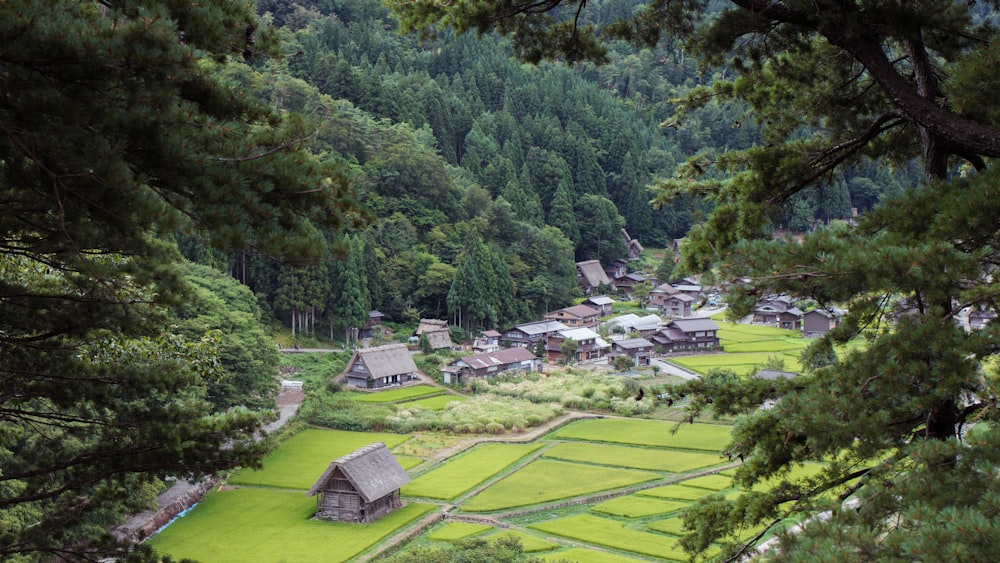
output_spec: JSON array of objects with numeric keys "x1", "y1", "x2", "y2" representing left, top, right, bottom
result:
[
  {"x1": 679, "y1": 474, "x2": 733, "y2": 491},
  {"x1": 590, "y1": 496, "x2": 689, "y2": 518},
  {"x1": 529, "y1": 514, "x2": 689, "y2": 561},
  {"x1": 462, "y1": 459, "x2": 660, "y2": 512},
  {"x1": 484, "y1": 530, "x2": 560, "y2": 553},
  {"x1": 426, "y1": 521, "x2": 493, "y2": 541},
  {"x1": 538, "y1": 547, "x2": 649, "y2": 563},
  {"x1": 403, "y1": 443, "x2": 543, "y2": 500},
  {"x1": 351, "y1": 385, "x2": 443, "y2": 403},
  {"x1": 717, "y1": 322, "x2": 804, "y2": 343},
  {"x1": 398, "y1": 394, "x2": 467, "y2": 410},
  {"x1": 637, "y1": 484, "x2": 717, "y2": 501},
  {"x1": 671, "y1": 352, "x2": 803, "y2": 376},
  {"x1": 543, "y1": 442, "x2": 725, "y2": 473},
  {"x1": 229, "y1": 428, "x2": 410, "y2": 489},
  {"x1": 548, "y1": 419, "x2": 732, "y2": 451},
  {"x1": 148, "y1": 488, "x2": 434, "y2": 563},
  {"x1": 647, "y1": 516, "x2": 688, "y2": 536}
]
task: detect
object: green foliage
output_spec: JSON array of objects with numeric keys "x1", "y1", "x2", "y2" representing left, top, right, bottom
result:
[
  {"x1": 0, "y1": 0, "x2": 372, "y2": 556},
  {"x1": 173, "y1": 261, "x2": 280, "y2": 411}
]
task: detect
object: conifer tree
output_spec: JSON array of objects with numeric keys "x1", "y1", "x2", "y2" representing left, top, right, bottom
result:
[
  {"x1": 390, "y1": 1, "x2": 1000, "y2": 560},
  {"x1": 0, "y1": 0, "x2": 363, "y2": 558}
]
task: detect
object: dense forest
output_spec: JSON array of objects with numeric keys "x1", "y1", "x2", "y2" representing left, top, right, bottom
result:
[{"x1": 178, "y1": 0, "x2": 916, "y2": 338}]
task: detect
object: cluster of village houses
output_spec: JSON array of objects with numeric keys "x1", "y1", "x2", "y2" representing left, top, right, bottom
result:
[
  {"x1": 339, "y1": 248, "x2": 854, "y2": 390},
  {"x1": 311, "y1": 232, "x2": 999, "y2": 524}
]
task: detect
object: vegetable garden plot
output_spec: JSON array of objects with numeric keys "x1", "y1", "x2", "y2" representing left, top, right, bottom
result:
[
  {"x1": 229, "y1": 428, "x2": 409, "y2": 489},
  {"x1": 529, "y1": 513, "x2": 689, "y2": 561},
  {"x1": 461, "y1": 459, "x2": 660, "y2": 512},
  {"x1": 590, "y1": 495, "x2": 689, "y2": 518},
  {"x1": 542, "y1": 442, "x2": 724, "y2": 472},
  {"x1": 149, "y1": 488, "x2": 434, "y2": 563},
  {"x1": 351, "y1": 384, "x2": 443, "y2": 403},
  {"x1": 403, "y1": 443, "x2": 543, "y2": 500},
  {"x1": 548, "y1": 418, "x2": 732, "y2": 451}
]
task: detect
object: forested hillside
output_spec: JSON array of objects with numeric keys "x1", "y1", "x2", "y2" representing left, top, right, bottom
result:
[{"x1": 180, "y1": 0, "x2": 913, "y2": 338}]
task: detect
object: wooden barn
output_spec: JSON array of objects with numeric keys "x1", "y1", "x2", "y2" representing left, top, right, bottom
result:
[{"x1": 306, "y1": 442, "x2": 411, "y2": 523}]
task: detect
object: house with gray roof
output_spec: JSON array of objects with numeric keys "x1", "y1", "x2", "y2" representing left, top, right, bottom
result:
[
  {"x1": 546, "y1": 327, "x2": 610, "y2": 364},
  {"x1": 441, "y1": 347, "x2": 540, "y2": 384},
  {"x1": 603, "y1": 313, "x2": 662, "y2": 338},
  {"x1": 501, "y1": 320, "x2": 567, "y2": 349},
  {"x1": 306, "y1": 442, "x2": 410, "y2": 523},
  {"x1": 342, "y1": 343, "x2": 419, "y2": 389},
  {"x1": 650, "y1": 318, "x2": 721, "y2": 354},
  {"x1": 583, "y1": 295, "x2": 615, "y2": 317},
  {"x1": 609, "y1": 337, "x2": 654, "y2": 367},
  {"x1": 753, "y1": 296, "x2": 803, "y2": 330},
  {"x1": 544, "y1": 304, "x2": 600, "y2": 328}
]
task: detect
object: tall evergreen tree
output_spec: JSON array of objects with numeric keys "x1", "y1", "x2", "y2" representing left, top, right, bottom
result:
[{"x1": 0, "y1": 0, "x2": 364, "y2": 558}]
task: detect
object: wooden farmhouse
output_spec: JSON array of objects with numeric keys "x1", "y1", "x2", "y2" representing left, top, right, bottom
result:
[
  {"x1": 306, "y1": 442, "x2": 410, "y2": 523},
  {"x1": 582, "y1": 295, "x2": 615, "y2": 317},
  {"x1": 802, "y1": 309, "x2": 838, "y2": 337},
  {"x1": 647, "y1": 284, "x2": 694, "y2": 318},
  {"x1": 543, "y1": 304, "x2": 601, "y2": 329},
  {"x1": 342, "y1": 343, "x2": 419, "y2": 389},
  {"x1": 501, "y1": 319, "x2": 567, "y2": 349},
  {"x1": 441, "y1": 347, "x2": 541, "y2": 384},
  {"x1": 609, "y1": 337, "x2": 654, "y2": 367},
  {"x1": 650, "y1": 318, "x2": 721, "y2": 354},
  {"x1": 753, "y1": 296, "x2": 803, "y2": 330}
]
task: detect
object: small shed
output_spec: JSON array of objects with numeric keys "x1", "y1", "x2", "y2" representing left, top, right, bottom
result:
[{"x1": 306, "y1": 442, "x2": 411, "y2": 523}]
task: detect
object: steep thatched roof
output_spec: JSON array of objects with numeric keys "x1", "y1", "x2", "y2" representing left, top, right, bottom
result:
[
  {"x1": 424, "y1": 329, "x2": 453, "y2": 350},
  {"x1": 306, "y1": 442, "x2": 411, "y2": 502},
  {"x1": 416, "y1": 318, "x2": 449, "y2": 335},
  {"x1": 347, "y1": 343, "x2": 418, "y2": 378},
  {"x1": 576, "y1": 260, "x2": 610, "y2": 288}
]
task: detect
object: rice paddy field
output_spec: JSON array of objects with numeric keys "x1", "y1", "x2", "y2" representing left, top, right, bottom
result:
[
  {"x1": 151, "y1": 340, "x2": 826, "y2": 563},
  {"x1": 402, "y1": 442, "x2": 544, "y2": 500},
  {"x1": 350, "y1": 384, "x2": 443, "y2": 402},
  {"x1": 228, "y1": 428, "x2": 410, "y2": 489}
]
